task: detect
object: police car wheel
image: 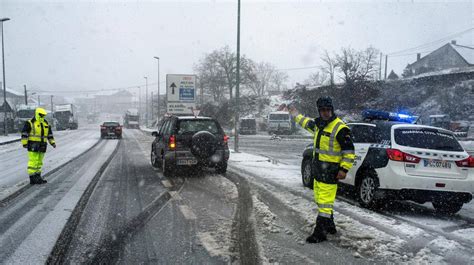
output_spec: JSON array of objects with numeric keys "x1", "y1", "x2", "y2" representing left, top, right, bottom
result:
[
  {"x1": 358, "y1": 173, "x2": 380, "y2": 208},
  {"x1": 301, "y1": 158, "x2": 314, "y2": 189},
  {"x1": 432, "y1": 200, "x2": 463, "y2": 215}
]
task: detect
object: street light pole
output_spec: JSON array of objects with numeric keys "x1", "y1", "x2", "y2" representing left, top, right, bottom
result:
[
  {"x1": 234, "y1": 0, "x2": 241, "y2": 152},
  {"x1": 144, "y1": 76, "x2": 148, "y2": 127},
  {"x1": 154, "y1": 56, "x2": 160, "y2": 122},
  {"x1": 1, "y1": 18, "x2": 10, "y2": 136}
]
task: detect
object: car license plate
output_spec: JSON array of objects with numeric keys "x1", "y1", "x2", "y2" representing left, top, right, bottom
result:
[
  {"x1": 423, "y1": 159, "x2": 451, "y2": 169},
  {"x1": 177, "y1": 159, "x2": 198, "y2": 165}
]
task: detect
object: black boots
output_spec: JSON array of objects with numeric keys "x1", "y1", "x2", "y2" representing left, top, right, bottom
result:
[
  {"x1": 306, "y1": 216, "x2": 328, "y2": 243},
  {"x1": 29, "y1": 173, "x2": 47, "y2": 185},
  {"x1": 326, "y1": 213, "x2": 337, "y2": 235}
]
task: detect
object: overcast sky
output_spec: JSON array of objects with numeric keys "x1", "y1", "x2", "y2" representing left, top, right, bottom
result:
[{"x1": 0, "y1": 0, "x2": 472, "y2": 97}]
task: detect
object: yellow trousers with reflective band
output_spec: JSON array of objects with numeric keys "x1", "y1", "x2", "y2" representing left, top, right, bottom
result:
[
  {"x1": 314, "y1": 180, "x2": 337, "y2": 218},
  {"x1": 28, "y1": 151, "x2": 45, "y2": 176}
]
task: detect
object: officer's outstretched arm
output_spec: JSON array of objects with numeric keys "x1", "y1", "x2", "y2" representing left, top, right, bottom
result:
[
  {"x1": 336, "y1": 128, "x2": 355, "y2": 172},
  {"x1": 294, "y1": 114, "x2": 315, "y2": 135}
]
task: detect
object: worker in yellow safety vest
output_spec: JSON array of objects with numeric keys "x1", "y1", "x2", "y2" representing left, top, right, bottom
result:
[
  {"x1": 21, "y1": 107, "x2": 56, "y2": 184},
  {"x1": 289, "y1": 97, "x2": 355, "y2": 243}
]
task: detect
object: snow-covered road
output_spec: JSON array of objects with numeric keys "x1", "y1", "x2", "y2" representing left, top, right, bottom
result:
[{"x1": 0, "y1": 128, "x2": 100, "y2": 201}]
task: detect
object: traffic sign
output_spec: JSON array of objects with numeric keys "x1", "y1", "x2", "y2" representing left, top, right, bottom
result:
[{"x1": 166, "y1": 74, "x2": 196, "y2": 102}]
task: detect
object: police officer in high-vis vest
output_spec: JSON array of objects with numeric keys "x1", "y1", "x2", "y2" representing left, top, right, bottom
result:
[
  {"x1": 21, "y1": 107, "x2": 56, "y2": 184},
  {"x1": 289, "y1": 97, "x2": 355, "y2": 243}
]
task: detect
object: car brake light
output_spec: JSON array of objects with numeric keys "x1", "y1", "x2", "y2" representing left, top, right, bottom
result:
[
  {"x1": 223, "y1": 135, "x2": 229, "y2": 145},
  {"x1": 169, "y1": 135, "x2": 176, "y2": 150},
  {"x1": 456, "y1": 156, "x2": 474, "y2": 168},
  {"x1": 100, "y1": 126, "x2": 106, "y2": 130},
  {"x1": 386, "y1": 149, "x2": 420, "y2": 163}
]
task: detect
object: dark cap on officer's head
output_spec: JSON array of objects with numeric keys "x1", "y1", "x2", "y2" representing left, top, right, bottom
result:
[{"x1": 316, "y1": 96, "x2": 333, "y2": 110}]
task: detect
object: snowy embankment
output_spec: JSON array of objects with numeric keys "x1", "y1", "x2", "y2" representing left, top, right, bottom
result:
[{"x1": 228, "y1": 150, "x2": 474, "y2": 264}]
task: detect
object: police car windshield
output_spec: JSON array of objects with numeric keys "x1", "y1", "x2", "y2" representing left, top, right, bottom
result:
[
  {"x1": 177, "y1": 119, "x2": 220, "y2": 134},
  {"x1": 394, "y1": 128, "x2": 464, "y2": 152}
]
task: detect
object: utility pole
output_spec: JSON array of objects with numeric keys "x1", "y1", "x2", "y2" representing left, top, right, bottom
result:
[
  {"x1": 154, "y1": 57, "x2": 160, "y2": 121},
  {"x1": 234, "y1": 0, "x2": 241, "y2": 152},
  {"x1": 138, "y1": 86, "x2": 141, "y2": 125},
  {"x1": 379, "y1": 53, "x2": 383, "y2": 80},
  {"x1": 144, "y1": 76, "x2": 148, "y2": 127},
  {"x1": 151, "y1": 91, "x2": 154, "y2": 125},
  {"x1": 384, "y1": 55, "x2": 388, "y2": 80},
  {"x1": 50, "y1": 95, "x2": 54, "y2": 114},
  {"x1": 24, "y1": 85, "x2": 28, "y2": 104},
  {"x1": 1, "y1": 18, "x2": 10, "y2": 136}
]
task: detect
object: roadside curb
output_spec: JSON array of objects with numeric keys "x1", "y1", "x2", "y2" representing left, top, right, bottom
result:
[{"x1": 0, "y1": 138, "x2": 21, "y2": 146}]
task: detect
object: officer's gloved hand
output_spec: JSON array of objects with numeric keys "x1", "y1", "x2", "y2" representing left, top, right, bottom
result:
[
  {"x1": 23, "y1": 144, "x2": 27, "y2": 148},
  {"x1": 52, "y1": 143, "x2": 56, "y2": 148}
]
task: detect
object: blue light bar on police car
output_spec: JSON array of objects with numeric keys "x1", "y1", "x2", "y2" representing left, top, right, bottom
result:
[{"x1": 362, "y1": 109, "x2": 417, "y2": 123}]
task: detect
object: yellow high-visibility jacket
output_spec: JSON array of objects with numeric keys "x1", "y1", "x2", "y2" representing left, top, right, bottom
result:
[
  {"x1": 21, "y1": 118, "x2": 55, "y2": 153},
  {"x1": 295, "y1": 114, "x2": 355, "y2": 184}
]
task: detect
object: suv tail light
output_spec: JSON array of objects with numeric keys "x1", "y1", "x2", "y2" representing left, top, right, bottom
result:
[
  {"x1": 100, "y1": 125, "x2": 106, "y2": 130},
  {"x1": 169, "y1": 135, "x2": 176, "y2": 150},
  {"x1": 116, "y1": 126, "x2": 122, "y2": 131},
  {"x1": 456, "y1": 156, "x2": 474, "y2": 168},
  {"x1": 223, "y1": 135, "x2": 229, "y2": 145},
  {"x1": 386, "y1": 149, "x2": 420, "y2": 163}
]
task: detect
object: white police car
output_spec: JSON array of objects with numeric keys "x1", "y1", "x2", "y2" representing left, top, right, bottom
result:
[{"x1": 301, "y1": 110, "x2": 474, "y2": 214}]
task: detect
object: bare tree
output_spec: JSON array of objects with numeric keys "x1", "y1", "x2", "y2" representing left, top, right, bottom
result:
[
  {"x1": 194, "y1": 46, "x2": 254, "y2": 102},
  {"x1": 320, "y1": 50, "x2": 337, "y2": 86},
  {"x1": 335, "y1": 46, "x2": 379, "y2": 86},
  {"x1": 246, "y1": 62, "x2": 288, "y2": 97},
  {"x1": 305, "y1": 71, "x2": 328, "y2": 86}
]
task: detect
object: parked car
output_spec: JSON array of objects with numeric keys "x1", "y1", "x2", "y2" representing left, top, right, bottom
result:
[
  {"x1": 150, "y1": 115, "x2": 230, "y2": 176},
  {"x1": 301, "y1": 120, "x2": 473, "y2": 214},
  {"x1": 100, "y1": 121, "x2": 122, "y2": 139}
]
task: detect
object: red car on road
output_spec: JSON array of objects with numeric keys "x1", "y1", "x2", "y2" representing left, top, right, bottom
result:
[{"x1": 100, "y1": 121, "x2": 122, "y2": 139}]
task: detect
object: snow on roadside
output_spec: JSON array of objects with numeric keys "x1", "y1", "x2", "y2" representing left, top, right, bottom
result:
[{"x1": 228, "y1": 149, "x2": 460, "y2": 263}]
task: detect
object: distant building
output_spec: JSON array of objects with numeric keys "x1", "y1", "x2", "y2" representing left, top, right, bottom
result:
[
  {"x1": 0, "y1": 87, "x2": 25, "y2": 109},
  {"x1": 387, "y1": 70, "x2": 399, "y2": 80},
  {"x1": 403, "y1": 40, "x2": 474, "y2": 77}
]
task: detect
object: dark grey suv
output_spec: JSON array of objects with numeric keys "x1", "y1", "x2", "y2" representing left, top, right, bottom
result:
[{"x1": 151, "y1": 115, "x2": 230, "y2": 176}]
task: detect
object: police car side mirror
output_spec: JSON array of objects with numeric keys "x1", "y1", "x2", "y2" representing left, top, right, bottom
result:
[{"x1": 152, "y1": 131, "x2": 160, "y2": 137}]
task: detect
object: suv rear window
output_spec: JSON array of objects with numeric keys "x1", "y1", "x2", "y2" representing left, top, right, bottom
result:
[
  {"x1": 394, "y1": 128, "x2": 463, "y2": 151},
  {"x1": 177, "y1": 119, "x2": 220, "y2": 134},
  {"x1": 103, "y1": 122, "x2": 120, "y2": 127}
]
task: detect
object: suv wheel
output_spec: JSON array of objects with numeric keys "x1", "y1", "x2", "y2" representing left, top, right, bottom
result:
[
  {"x1": 432, "y1": 200, "x2": 463, "y2": 215},
  {"x1": 301, "y1": 157, "x2": 314, "y2": 188},
  {"x1": 151, "y1": 147, "x2": 160, "y2": 168},
  {"x1": 216, "y1": 161, "x2": 227, "y2": 174},
  {"x1": 357, "y1": 172, "x2": 381, "y2": 209}
]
